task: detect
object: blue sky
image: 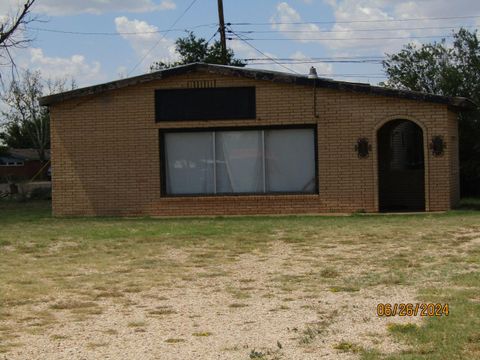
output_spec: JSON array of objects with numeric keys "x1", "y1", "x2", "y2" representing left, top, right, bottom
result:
[{"x1": 2, "y1": 0, "x2": 480, "y2": 88}]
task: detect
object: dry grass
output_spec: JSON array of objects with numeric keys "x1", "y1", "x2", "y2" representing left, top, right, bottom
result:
[{"x1": 0, "y1": 200, "x2": 479, "y2": 359}]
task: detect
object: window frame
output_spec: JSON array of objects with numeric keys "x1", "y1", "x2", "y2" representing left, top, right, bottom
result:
[
  {"x1": 159, "y1": 124, "x2": 319, "y2": 197},
  {"x1": 0, "y1": 161, "x2": 24, "y2": 167}
]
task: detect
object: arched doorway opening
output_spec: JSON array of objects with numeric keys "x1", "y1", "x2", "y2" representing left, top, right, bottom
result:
[{"x1": 377, "y1": 119, "x2": 425, "y2": 212}]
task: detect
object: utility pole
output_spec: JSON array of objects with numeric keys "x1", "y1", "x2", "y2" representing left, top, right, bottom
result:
[{"x1": 217, "y1": 0, "x2": 227, "y2": 65}]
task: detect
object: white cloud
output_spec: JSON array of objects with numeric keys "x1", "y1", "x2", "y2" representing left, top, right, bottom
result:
[
  {"x1": 32, "y1": 0, "x2": 175, "y2": 16},
  {"x1": 229, "y1": 19, "x2": 332, "y2": 76},
  {"x1": 0, "y1": 2, "x2": 107, "y2": 86},
  {"x1": 114, "y1": 16, "x2": 178, "y2": 73},
  {"x1": 326, "y1": 0, "x2": 480, "y2": 54},
  {"x1": 260, "y1": 53, "x2": 332, "y2": 76},
  {"x1": 271, "y1": 2, "x2": 325, "y2": 43},
  {"x1": 230, "y1": 40, "x2": 258, "y2": 60},
  {"x1": 0, "y1": 1, "x2": 23, "y2": 17},
  {"x1": 229, "y1": 37, "x2": 293, "y2": 73},
  {"x1": 321, "y1": 0, "x2": 402, "y2": 54},
  {"x1": 249, "y1": 50, "x2": 333, "y2": 76},
  {"x1": 272, "y1": 1, "x2": 480, "y2": 56},
  {"x1": 19, "y1": 48, "x2": 105, "y2": 86},
  {"x1": 270, "y1": 2, "x2": 398, "y2": 53},
  {"x1": 0, "y1": 0, "x2": 175, "y2": 17},
  {"x1": 234, "y1": 43, "x2": 333, "y2": 76},
  {"x1": 116, "y1": 66, "x2": 129, "y2": 79},
  {"x1": 389, "y1": 0, "x2": 480, "y2": 19}
]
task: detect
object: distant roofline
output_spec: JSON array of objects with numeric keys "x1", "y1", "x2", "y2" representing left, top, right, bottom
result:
[
  {"x1": 6, "y1": 148, "x2": 51, "y2": 161},
  {"x1": 39, "y1": 62, "x2": 476, "y2": 110}
]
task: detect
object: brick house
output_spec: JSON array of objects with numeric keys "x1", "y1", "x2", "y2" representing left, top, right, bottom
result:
[
  {"x1": 39, "y1": 63, "x2": 474, "y2": 216},
  {"x1": 0, "y1": 148, "x2": 50, "y2": 181}
]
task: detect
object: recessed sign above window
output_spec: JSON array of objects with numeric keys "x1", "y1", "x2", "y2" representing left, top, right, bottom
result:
[
  {"x1": 186, "y1": 80, "x2": 216, "y2": 88},
  {"x1": 155, "y1": 87, "x2": 256, "y2": 122}
]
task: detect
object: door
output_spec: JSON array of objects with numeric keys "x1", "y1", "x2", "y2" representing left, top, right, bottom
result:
[{"x1": 378, "y1": 119, "x2": 425, "y2": 211}]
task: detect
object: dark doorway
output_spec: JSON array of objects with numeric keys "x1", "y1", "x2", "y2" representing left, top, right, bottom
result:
[{"x1": 378, "y1": 119, "x2": 425, "y2": 212}]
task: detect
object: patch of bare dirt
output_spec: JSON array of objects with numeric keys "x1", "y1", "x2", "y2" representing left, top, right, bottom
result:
[{"x1": 4, "y1": 242, "x2": 422, "y2": 360}]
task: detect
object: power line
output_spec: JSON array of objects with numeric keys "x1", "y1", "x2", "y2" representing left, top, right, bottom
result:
[
  {"x1": 250, "y1": 60, "x2": 384, "y2": 66},
  {"x1": 317, "y1": 74, "x2": 385, "y2": 78},
  {"x1": 26, "y1": 25, "x2": 214, "y2": 36},
  {"x1": 244, "y1": 56, "x2": 385, "y2": 60},
  {"x1": 243, "y1": 67, "x2": 385, "y2": 79},
  {"x1": 205, "y1": 29, "x2": 219, "y2": 45},
  {"x1": 244, "y1": 56, "x2": 386, "y2": 65},
  {"x1": 230, "y1": 14, "x2": 480, "y2": 26},
  {"x1": 233, "y1": 25, "x2": 478, "y2": 34},
  {"x1": 25, "y1": 23, "x2": 476, "y2": 37},
  {"x1": 227, "y1": 27, "x2": 300, "y2": 74},
  {"x1": 246, "y1": 59, "x2": 384, "y2": 64},
  {"x1": 229, "y1": 34, "x2": 455, "y2": 42},
  {"x1": 128, "y1": 0, "x2": 200, "y2": 76}
]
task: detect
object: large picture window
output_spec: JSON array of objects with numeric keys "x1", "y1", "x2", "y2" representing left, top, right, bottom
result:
[{"x1": 161, "y1": 126, "x2": 317, "y2": 196}]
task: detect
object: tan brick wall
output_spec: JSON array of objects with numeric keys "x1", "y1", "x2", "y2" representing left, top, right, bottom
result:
[
  {"x1": 49, "y1": 71, "x2": 459, "y2": 216},
  {"x1": 448, "y1": 110, "x2": 461, "y2": 208}
]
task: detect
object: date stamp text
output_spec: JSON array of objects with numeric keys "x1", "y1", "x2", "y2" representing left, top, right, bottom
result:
[{"x1": 377, "y1": 303, "x2": 449, "y2": 317}]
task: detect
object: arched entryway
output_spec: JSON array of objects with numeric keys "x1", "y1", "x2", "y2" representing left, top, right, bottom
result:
[{"x1": 377, "y1": 119, "x2": 425, "y2": 212}]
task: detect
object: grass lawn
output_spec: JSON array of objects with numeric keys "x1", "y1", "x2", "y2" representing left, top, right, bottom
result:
[{"x1": 0, "y1": 200, "x2": 479, "y2": 359}]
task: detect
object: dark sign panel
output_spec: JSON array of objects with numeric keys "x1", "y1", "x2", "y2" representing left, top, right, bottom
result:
[{"x1": 155, "y1": 87, "x2": 256, "y2": 121}]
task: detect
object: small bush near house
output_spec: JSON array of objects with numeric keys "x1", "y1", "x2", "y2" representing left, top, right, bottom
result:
[{"x1": 29, "y1": 187, "x2": 51, "y2": 200}]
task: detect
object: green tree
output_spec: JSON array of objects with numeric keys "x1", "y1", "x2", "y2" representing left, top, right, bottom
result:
[
  {"x1": 150, "y1": 32, "x2": 245, "y2": 71},
  {"x1": 1, "y1": 70, "x2": 75, "y2": 161},
  {"x1": 0, "y1": 144, "x2": 7, "y2": 156},
  {"x1": 382, "y1": 28, "x2": 480, "y2": 197},
  {"x1": 0, "y1": 121, "x2": 36, "y2": 148}
]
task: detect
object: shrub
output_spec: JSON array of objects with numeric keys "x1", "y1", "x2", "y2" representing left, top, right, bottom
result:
[{"x1": 29, "y1": 187, "x2": 52, "y2": 200}]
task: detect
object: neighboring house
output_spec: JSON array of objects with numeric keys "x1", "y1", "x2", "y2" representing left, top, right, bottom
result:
[
  {"x1": 39, "y1": 63, "x2": 474, "y2": 216},
  {"x1": 0, "y1": 148, "x2": 50, "y2": 181}
]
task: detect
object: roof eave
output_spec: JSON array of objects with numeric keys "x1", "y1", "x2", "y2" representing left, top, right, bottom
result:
[
  {"x1": 38, "y1": 62, "x2": 476, "y2": 111},
  {"x1": 39, "y1": 63, "x2": 203, "y2": 106}
]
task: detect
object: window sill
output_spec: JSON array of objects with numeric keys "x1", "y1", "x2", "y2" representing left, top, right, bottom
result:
[{"x1": 159, "y1": 193, "x2": 320, "y2": 201}]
